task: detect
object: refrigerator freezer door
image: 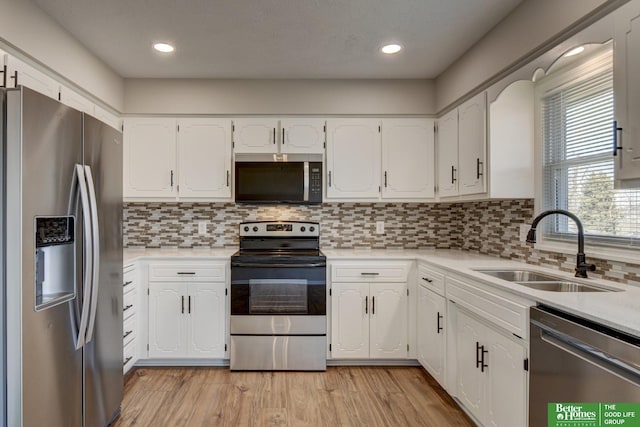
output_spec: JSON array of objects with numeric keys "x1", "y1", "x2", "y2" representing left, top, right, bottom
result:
[
  {"x1": 5, "y1": 87, "x2": 84, "y2": 427},
  {"x1": 83, "y1": 114, "x2": 124, "y2": 427}
]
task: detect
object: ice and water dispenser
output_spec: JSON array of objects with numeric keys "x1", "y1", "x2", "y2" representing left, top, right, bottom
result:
[{"x1": 34, "y1": 216, "x2": 76, "y2": 310}]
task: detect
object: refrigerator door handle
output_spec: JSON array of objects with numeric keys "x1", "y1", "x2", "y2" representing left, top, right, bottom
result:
[
  {"x1": 84, "y1": 165, "x2": 101, "y2": 343},
  {"x1": 73, "y1": 164, "x2": 93, "y2": 350}
]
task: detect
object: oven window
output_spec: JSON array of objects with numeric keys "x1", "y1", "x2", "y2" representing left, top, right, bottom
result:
[{"x1": 249, "y1": 279, "x2": 308, "y2": 314}]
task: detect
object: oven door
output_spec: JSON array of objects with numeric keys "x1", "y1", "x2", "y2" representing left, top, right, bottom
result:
[{"x1": 230, "y1": 263, "x2": 326, "y2": 316}]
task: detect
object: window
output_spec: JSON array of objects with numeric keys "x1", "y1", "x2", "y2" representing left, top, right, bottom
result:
[{"x1": 539, "y1": 46, "x2": 640, "y2": 248}]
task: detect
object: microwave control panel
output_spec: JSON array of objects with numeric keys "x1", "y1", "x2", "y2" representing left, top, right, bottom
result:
[{"x1": 309, "y1": 162, "x2": 322, "y2": 203}]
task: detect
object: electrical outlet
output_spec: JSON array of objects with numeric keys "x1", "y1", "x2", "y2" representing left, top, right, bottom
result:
[
  {"x1": 519, "y1": 224, "x2": 529, "y2": 242},
  {"x1": 198, "y1": 221, "x2": 207, "y2": 235},
  {"x1": 376, "y1": 221, "x2": 385, "y2": 235}
]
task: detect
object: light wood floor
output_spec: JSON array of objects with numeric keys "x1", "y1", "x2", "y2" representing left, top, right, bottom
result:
[{"x1": 113, "y1": 366, "x2": 474, "y2": 427}]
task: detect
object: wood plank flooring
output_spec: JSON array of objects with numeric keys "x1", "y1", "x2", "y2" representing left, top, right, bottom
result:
[{"x1": 113, "y1": 366, "x2": 474, "y2": 427}]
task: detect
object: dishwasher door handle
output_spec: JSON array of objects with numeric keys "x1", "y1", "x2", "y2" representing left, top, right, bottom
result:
[{"x1": 534, "y1": 320, "x2": 640, "y2": 382}]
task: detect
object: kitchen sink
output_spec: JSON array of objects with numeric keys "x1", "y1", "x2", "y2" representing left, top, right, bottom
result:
[
  {"x1": 474, "y1": 269, "x2": 618, "y2": 292},
  {"x1": 474, "y1": 269, "x2": 560, "y2": 282}
]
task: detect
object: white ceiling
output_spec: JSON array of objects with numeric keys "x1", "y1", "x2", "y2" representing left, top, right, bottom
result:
[{"x1": 33, "y1": 0, "x2": 523, "y2": 79}]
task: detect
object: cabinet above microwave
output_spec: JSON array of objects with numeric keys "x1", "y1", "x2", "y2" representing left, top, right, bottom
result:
[{"x1": 232, "y1": 118, "x2": 326, "y2": 155}]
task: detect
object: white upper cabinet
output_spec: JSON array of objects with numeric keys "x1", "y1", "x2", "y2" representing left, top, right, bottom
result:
[
  {"x1": 326, "y1": 119, "x2": 381, "y2": 199},
  {"x1": 458, "y1": 92, "x2": 486, "y2": 195},
  {"x1": 177, "y1": 118, "x2": 232, "y2": 199},
  {"x1": 5, "y1": 55, "x2": 59, "y2": 100},
  {"x1": 614, "y1": 1, "x2": 640, "y2": 187},
  {"x1": 437, "y1": 109, "x2": 459, "y2": 197},
  {"x1": 280, "y1": 118, "x2": 326, "y2": 154},
  {"x1": 123, "y1": 118, "x2": 178, "y2": 199},
  {"x1": 382, "y1": 119, "x2": 435, "y2": 199},
  {"x1": 59, "y1": 84, "x2": 94, "y2": 115},
  {"x1": 232, "y1": 119, "x2": 279, "y2": 153}
]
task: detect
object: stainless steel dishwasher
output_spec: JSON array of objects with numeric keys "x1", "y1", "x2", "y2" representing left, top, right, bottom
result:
[{"x1": 530, "y1": 306, "x2": 640, "y2": 426}]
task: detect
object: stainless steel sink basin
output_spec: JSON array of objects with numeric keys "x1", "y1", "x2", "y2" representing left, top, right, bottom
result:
[
  {"x1": 474, "y1": 269, "x2": 560, "y2": 282},
  {"x1": 514, "y1": 281, "x2": 608, "y2": 292}
]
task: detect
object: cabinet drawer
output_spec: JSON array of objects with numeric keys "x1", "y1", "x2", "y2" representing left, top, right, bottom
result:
[
  {"x1": 123, "y1": 339, "x2": 136, "y2": 374},
  {"x1": 123, "y1": 268, "x2": 136, "y2": 294},
  {"x1": 418, "y1": 263, "x2": 445, "y2": 295},
  {"x1": 331, "y1": 261, "x2": 411, "y2": 282},
  {"x1": 149, "y1": 262, "x2": 226, "y2": 282},
  {"x1": 447, "y1": 276, "x2": 531, "y2": 339},
  {"x1": 123, "y1": 315, "x2": 136, "y2": 346},
  {"x1": 123, "y1": 289, "x2": 136, "y2": 320}
]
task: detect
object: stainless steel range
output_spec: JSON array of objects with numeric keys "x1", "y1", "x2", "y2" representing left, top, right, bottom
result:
[{"x1": 230, "y1": 221, "x2": 327, "y2": 371}]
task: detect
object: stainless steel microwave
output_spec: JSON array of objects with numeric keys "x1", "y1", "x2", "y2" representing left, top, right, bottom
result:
[{"x1": 234, "y1": 161, "x2": 322, "y2": 204}]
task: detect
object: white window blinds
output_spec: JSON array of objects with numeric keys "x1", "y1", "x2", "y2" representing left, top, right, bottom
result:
[{"x1": 541, "y1": 54, "x2": 640, "y2": 246}]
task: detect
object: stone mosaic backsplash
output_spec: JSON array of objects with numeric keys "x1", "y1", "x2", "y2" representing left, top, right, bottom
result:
[{"x1": 124, "y1": 199, "x2": 640, "y2": 286}]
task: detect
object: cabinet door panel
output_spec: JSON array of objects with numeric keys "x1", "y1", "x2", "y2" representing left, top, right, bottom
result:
[
  {"x1": 455, "y1": 309, "x2": 484, "y2": 421},
  {"x1": 178, "y1": 118, "x2": 231, "y2": 199},
  {"x1": 331, "y1": 283, "x2": 369, "y2": 358},
  {"x1": 382, "y1": 119, "x2": 435, "y2": 199},
  {"x1": 437, "y1": 109, "x2": 459, "y2": 197},
  {"x1": 281, "y1": 118, "x2": 325, "y2": 154},
  {"x1": 123, "y1": 118, "x2": 177, "y2": 199},
  {"x1": 369, "y1": 283, "x2": 407, "y2": 359},
  {"x1": 326, "y1": 119, "x2": 381, "y2": 199},
  {"x1": 485, "y1": 331, "x2": 526, "y2": 427},
  {"x1": 614, "y1": 3, "x2": 640, "y2": 185},
  {"x1": 188, "y1": 283, "x2": 226, "y2": 358},
  {"x1": 458, "y1": 92, "x2": 486, "y2": 195},
  {"x1": 233, "y1": 119, "x2": 278, "y2": 153},
  {"x1": 418, "y1": 286, "x2": 445, "y2": 384},
  {"x1": 148, "y1": 284, "x2": 187, "y2": 358}
]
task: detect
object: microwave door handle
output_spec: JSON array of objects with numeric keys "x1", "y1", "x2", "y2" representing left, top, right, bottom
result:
[
  {"x1": 74, "y1": 164, "x2": 93, "y2": 350},
  {"x1": 303, "y1": 162, "x2": 309, "y2": 201},
  {"x1": 84, "y1": 165, "x2": 101, "y2": 343}
]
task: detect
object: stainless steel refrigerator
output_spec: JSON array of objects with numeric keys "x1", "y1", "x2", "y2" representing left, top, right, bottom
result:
[{"x1": 2, "y1": 86, "x2": 123, "y2": 426}]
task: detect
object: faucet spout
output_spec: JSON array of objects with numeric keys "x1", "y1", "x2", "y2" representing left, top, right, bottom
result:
[{"x1": 526, "y1": 209, "x2": 596, "y2": 278}]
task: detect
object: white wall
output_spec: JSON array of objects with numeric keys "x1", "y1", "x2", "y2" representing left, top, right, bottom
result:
[
  {"x1": 123, "y1": 79, "x2": 435, "y2": 115},
  {"x1": 435, "y1": 0, "x2": 611, "y2": 112},
  {"x1": 0, "y1": 0, "x2": 124, "y2": 111}
]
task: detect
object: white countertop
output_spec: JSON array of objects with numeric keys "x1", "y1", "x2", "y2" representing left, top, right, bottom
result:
[{"x1": 123, "y1": 247, "x2": 640, "y2": 337}]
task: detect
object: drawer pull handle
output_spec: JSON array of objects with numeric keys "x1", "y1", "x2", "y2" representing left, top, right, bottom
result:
[
  {"x1": 177, "y1": 272, "x2": 196, "y2": 275},
  {"x1": 123, "y1": 356, "x2": 132, "y2": 367},
  {"x1": 123, "y1": 281, "x2": 133, "y2": 287},
  {"x1": 123, "y1": 304, "x2": 133, "y2": 312},
  {"x1": 365, "y1": 296, "x2": 368, "y2": 314},
  {"x1": 476, "y1": 341, "x2": 482, "y2": 369},
  {"x1": 481, "y1": 346, "x2": 489, "y2": 372},
  {"x1": 422, "y1": 277, "x2": 433, "y2": 283},
  {"x1": 123, "y1": 330, "x2": 133, "y2": 339},
  {"x1": 436, "y1": 312, "x2": 443, "y2": 334},
  {"x1": 360, "y1": 272, "x2": 379, "y2": 276},
  {"x1": 372, "y1": 296, "x2": 375, "y2": 315}
]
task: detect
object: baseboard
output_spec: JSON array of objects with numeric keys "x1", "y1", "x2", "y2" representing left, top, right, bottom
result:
[
  {"x1": 327, "y1": 359, "x2": 421, "y2": 366},
  {"x1": 132, "y1": 358, "x2": 421, "y2": 368}
]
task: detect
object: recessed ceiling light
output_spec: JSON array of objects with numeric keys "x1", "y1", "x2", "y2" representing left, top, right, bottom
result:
[
  {"x1": 563, "y1": 46, "x2": 585, "y2": 57},
  {"x1": 153, "y1": 42, "x2": 175, "y2": 53},
  {"x1": 381, "y1": 44, "x2": 402, "y2": 55}
]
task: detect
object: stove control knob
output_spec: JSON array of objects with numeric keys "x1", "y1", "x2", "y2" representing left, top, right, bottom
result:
[
  {"x1": 309, "y1": 226, "x2": 315, "y2": 232},
  {"x1": 300, "y1": 226, "x2": 306, "y2": 232},
  {"x1": 244, "y1": 226, "x2": 249, "y2": 232},
  {"x1": 253, "y1": 226, "x2": 259, "y2": 232}
]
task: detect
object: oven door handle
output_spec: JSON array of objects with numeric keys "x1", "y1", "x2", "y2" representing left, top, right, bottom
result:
[{"x1": 231, "y1": 262, "x2": 326, "y2": 268}]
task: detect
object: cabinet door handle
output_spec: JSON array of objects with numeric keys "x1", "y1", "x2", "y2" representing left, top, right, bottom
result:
[
  {"x1": 437, "y1": 312, "x2": 443, "y2": 334},
  {"x1": 123, "y1": 330, "x2": 133, "y2": 339},
  {"x1": 360, "y1": 272, "x2": 379, "y2": 276},
  {"x1": 476, "y1": 341, "x2": 482, "y2": 369},
  {"x1": 328, "y1": 171, "x2": 332, "y2": 187},
  {"x1": 181, "y1": 295, "x2": 184, "y2": 314},
  {"x1": 123, "y1": 356, "x2": 133, "y2": 367},
  {"x1": 384, "y1": 171, "x2": 388, "y2": 188},
  {"x1": 170, "y1": 170, "x2": 174, "y2": 188},
  {"x1": 188, "y1": 295, "x2": 191, "y2": 314},
  {"x1": 451, "y1": 166, "x2": 457, "y2": 184},
  {"x1": 365, "y1": 296, "x2": 368, "y2": 314},
  {"x1": 1, "y1": 65, "x2": 6, "y2": 88},
  {"x1": 282, "y1": 128, "x2": 285, "y2": 145},
  {"x1": 422, "y1": 277, "x2": 433, "y2": 283},
  {"x1": 177, "y1": 272, "x2": 196, "y2": 275},
  {"x1": 226, "y1": 170, "x2": 230, "y2": 187},
  {"x1": 123, "y1": 280, "x2": 133, "y2": 288},
  {"x1": 372, "y1": 296, "x2": 375, "y2": 315},
  {"x1": 481, "y1": 346, "x2": 489, "y2": 372},
  {"x1": 123, "y1": 304, "x2": 133, "y2": 312},
  {"x1": 476, "y1": 158, "x2": 483, "y2": 179},
  {"x1": 273, "y1": 128, "x2": 276, "y2": 144},
  {"x1": 613, "y1": 120, "x2": 623, "y2": 156},
  {"x1": 10, "y1": 70, "x2": 17, "y2": 87}
]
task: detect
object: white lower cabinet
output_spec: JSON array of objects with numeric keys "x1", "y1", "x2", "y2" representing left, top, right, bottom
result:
[
  {"x1": 331, "y1": 282, "x2": 407, "y2": 359},
  {"x1": 123, "y1": 263, "x2": 138, "y2": 374},
  {"x1": 454, "y1": 307, "x2": 527, "y2": 427},
  {"x1": 417, "y1": 285, "x2": 446, "y2": 384},
  {"x1": 148, "y1": 281, "x2": 226, "y2": 359}
]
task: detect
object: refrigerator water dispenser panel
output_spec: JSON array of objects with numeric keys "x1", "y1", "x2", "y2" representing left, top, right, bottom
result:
[{"x1": 34, "y1": 216, "x2": 76, "y2": 311}]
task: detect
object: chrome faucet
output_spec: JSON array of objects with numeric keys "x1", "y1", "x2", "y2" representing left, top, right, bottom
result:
[{"x1": 526, "y1": 209, "x2": 596, "y2": 278}]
